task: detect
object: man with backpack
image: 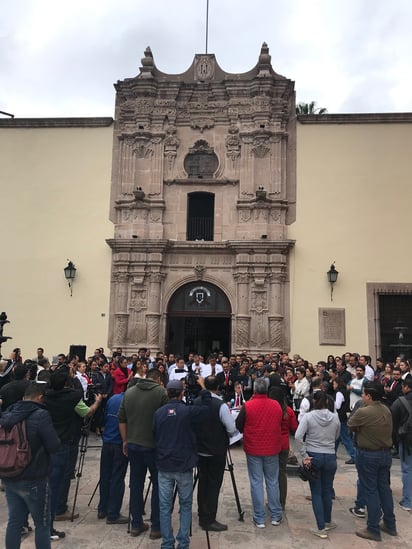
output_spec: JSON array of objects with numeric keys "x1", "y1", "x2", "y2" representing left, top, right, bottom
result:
[
  {"x1": 0, "y1": 382, "x2": 61, "y2": 549},
  {"x1": 391, "y1": 376, "x2": 412, "y2": 512}
]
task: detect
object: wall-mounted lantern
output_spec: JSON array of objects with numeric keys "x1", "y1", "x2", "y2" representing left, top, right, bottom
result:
[
  {"x1": 327, "y1": 262, "x2": 339, "y2": 301},
  {"x1": 64, "y1": 260, "x2": 77, "y2": 296}
]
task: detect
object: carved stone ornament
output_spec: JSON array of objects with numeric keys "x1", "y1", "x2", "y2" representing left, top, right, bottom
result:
[
  {"x1": 190, "y1": 118, "x2": 215, "y2": 133},
  {"x1": 239, "y1": 210, "x2": 252, "y2": 222},
  {"x1": 164, "y1": 126, "x2": 180, "y2": 168},
  {"x1": 252, "y1": 136, "x2": 270, "y2": 158},
  {"x1": 194, "y1": 264, "x2": 205, "y2": 279},
  {"x1": 129, "y1": 290, "x2": 147, "y2": 311},
  {"x1": 195, "y1": 55, "x2": 215, "y2": 80},
  {"x1": 184, "y1": 140, "x2": 218, "y2": 177},
  {"x1": 225, "y1": 126, "x2": 241, "y2": 160},
  {"x1": 251, "y1": 291, "x2": 268, "y2": 313},
  {"x1": 133, "y1": 139, "x2": 153, "y2": 159}
]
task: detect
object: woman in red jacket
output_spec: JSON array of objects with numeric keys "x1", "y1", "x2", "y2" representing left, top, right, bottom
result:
[
  {"x1": 112, "y1": 357, "x2": 132, "y2": 394},
  {"x1": 269, "y1": 385, "x2": 298, "y2": 509}
]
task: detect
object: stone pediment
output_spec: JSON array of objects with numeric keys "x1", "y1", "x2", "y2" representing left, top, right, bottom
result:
[{"x1": 125, "y1": 43, "x2": 288, "y2": 83}]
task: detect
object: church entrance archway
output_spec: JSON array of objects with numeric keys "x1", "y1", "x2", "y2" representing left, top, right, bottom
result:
[{"x1": 166, "y1": 282, "x2": 231, "y2": 358}]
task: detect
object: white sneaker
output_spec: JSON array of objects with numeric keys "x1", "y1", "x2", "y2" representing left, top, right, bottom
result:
[
  {"x1": 271, "y1": 518, "x2": 282, "y2": 525},
  {"x1": 253, "y1": 520, "x2": 265, "y2": 528},
  {"x1": 399, "y1": 502, "x2": 412, "y2": 512},
  {"x1": 324, "y1": 522, "x2": 337, "y2": 531},
  {"x1": 310, "y1": 528, "x2": 328, "y2": 539}
]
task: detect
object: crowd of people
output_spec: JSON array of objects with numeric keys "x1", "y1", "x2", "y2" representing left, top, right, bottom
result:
[{"x1": 0, "y1": 346, "x2": 411, "y2": 547}]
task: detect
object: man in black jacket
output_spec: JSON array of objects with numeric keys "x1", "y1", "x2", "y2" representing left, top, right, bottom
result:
[
  {"x1": 194, "y1": 376, "x2": 237, "y2": 531},
  {"x1": 0, "y1": 382, "x2": 61, "y2": 549},
  {"x1": 153, "y1": 378, "x2": 211, "y2": 549},
  {"x1": 44, "y1": 370, "x2": 102, "y2": 531},
  {"x1": 391, "y1": 377, "x2": 412, "y2": 511}
]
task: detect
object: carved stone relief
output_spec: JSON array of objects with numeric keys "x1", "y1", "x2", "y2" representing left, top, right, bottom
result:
[
  {"x1": 226, "y1": 126, "x2": 241, "y2": 161},
  {"x1": 163, "y1": 126, "x2": 180, "y2": 168}
]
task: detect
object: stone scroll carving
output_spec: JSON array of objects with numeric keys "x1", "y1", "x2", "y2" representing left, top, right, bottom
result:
[
  {"x1": 114, "y1": 314, "x2": 129, "y2": 347},
  {"x1": 269, "y1": 317, "x2": 283, "y2": 349},
  {"x1": 236, "y1": 317, "x2": 250, "y2": 349}
]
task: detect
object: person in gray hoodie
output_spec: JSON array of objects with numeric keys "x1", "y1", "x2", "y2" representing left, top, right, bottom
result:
[{"x1": 295, "y1": 391, "x2": 340, "y2": 540}]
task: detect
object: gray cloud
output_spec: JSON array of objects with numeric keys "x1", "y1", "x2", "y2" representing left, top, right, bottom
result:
[{"x1": 1, "y1": 0, "x2": 412, "y2": 117}]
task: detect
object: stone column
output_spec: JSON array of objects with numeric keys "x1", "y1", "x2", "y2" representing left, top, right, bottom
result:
[
  {"x1": 268, "y1": 270, "x2": 285, "y2": 350},
  {"x1": 145, "y1": 271, "x2": 164, "y2": 352},
  {"x1": 234, "y1": 271, "x2": 250, "y2": 351},
  {"x1": 113, "y1": 271, "x2": 130, "y2": 348}
]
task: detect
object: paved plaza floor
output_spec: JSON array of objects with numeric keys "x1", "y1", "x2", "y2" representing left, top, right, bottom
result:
[{"x1": 1, "y1": 434, "x2": 411, "y2": 548}]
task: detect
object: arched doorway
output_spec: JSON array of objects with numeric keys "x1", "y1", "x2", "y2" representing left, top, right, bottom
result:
[{"x1": 166, "y1": 282, "x2": 231, "y2": 358}]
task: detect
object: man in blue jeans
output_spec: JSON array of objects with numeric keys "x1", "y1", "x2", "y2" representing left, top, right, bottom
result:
[
  {"x1": 348, "y1": 381, "x2": 397, "y2": 541},
  {"x1": 153, "y1": 378, "x2": 211, "y2": 549},
  {"x1": 97, "y1": 392, "x2": 128, "y2": 523},
  {"x1": 236, "y1": 378, "x2": 283, "y2": 528},
  {"x1": 118, "y1": 368, "x2": 168, "y2": 539},
  {"x1": 1, "y1": 382, "x2": 60, "y2": 549}
]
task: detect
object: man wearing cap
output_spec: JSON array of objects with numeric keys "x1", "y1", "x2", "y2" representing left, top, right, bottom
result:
[{"x1": 153, "y1": 378, "x2": 212, "y2": 549}]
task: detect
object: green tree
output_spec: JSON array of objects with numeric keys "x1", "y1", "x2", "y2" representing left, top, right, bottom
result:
[{"x1": 296, "y1": 101, "x2": 327, "y2": 115}]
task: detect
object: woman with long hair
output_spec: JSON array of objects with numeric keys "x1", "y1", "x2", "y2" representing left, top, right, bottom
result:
[
  {"x1": 268, "y1": 386, "x2": 298, "y2": 509},
  {"x1": 295, "y1": 391, "x2": 340, "y2": 539}
]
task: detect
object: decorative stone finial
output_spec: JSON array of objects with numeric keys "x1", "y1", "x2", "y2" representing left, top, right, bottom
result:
[
  {"x1": 140, "y1": 46, "x2": 154, "y2": 78},
  {"x1": 257, "y1": 42, "x2": 272, "y2": 77}
]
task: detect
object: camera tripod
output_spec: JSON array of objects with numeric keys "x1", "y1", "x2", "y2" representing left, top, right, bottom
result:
[
  {"x1": 192, "y1": 447, "x2": 244, "y2": 523},
  {"x1": 71, "y1": 415, "x2": 101, "y2": 521}
]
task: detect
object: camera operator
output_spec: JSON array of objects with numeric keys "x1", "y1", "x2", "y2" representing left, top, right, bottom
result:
[
  {"x1": 168, "y1": 357, "x2": 188, "y2": 382},
  {"x1": 194, "y1": 375, "x2": 237, "y2": 532},
  {"x1": 44, "y1": 370, "x2": 102, "y2": 538},
  {"x1": 183, "y1": 363, "x2": 201, "y2": 404}
]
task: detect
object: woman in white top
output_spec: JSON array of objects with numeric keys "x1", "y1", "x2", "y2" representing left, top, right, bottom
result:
[{"x1": 291, "y1": 367, "x2": 311, "y2": 413}]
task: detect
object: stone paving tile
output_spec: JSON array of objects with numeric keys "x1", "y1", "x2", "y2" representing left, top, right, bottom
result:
[{"x1": 1, "y1": 434, "x2": 411, "y2": 548}]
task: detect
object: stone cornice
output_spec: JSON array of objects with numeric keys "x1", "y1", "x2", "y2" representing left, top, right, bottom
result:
[
  {"x1": 106, "y1": 239, "x2": 170, "y2": 252},
  {"x1": 106, "y1": 238, "x2": 295, "y2": 254},
  {"x1": 0, "y1": 117, "x2": 114, "y2": 128},
  {"x1": 164, "y1": 178, "x2": 239, "y2": 186},
  {"x1": 226, "y1": 240, "x2": 295, "y2": 254},
  {"x1": 297, "y1": 113, "x2": 412, "y2": 125}
]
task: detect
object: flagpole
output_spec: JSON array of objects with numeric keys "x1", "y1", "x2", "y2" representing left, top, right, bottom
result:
[{"x1": 205, "y1": 0, "x2": 209, "y2": 54}]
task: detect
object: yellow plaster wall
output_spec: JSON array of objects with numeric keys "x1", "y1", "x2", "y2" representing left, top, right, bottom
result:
[
  {"x1": 289, "y1": 122, "x2": 412, "y2": 362},
  {"x1": 0, "y1": 125, "x2": 113, "y2": 360}
]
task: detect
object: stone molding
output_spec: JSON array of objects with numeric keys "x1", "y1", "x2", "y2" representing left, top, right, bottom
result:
[
  {"x1": 297, "y1": 113, "x2": 412, "y2": 124},
  {"x1": 0, "y1": 117, "x2": 113, "y2": 128}
]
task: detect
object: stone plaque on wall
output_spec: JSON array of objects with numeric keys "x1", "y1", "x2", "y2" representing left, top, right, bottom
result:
[{"x1": 319, "y1": 308, "x2": 346, "y2": 345}]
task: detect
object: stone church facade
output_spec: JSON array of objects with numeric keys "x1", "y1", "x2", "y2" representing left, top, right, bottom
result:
[{"x1": 107, "y1": 44, "x2": 296, "y2": 357}]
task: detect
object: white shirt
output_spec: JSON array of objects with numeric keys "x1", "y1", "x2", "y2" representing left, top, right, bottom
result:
[
  {"x1": 364, "y1": 364, "x2": 375, "y2": 381},
  {"x1": 199, "y1": 363, "x2": 223, "y2": 377},
  {"x1": 169, "y1": 365, "x2": 188, "y2": 381}
]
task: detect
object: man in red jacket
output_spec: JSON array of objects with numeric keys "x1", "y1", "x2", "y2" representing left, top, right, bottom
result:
[{"x1": 236, "y1": 377, "x2": 283, "y2": 528}]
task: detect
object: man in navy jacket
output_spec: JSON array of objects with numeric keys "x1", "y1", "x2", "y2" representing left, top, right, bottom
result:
[
  {"x1": 153, "y1": 378, "x2": 211, "y2": 549},
  {"x1": 0, "y1": 382, "x2": 61, "y2": 549}
]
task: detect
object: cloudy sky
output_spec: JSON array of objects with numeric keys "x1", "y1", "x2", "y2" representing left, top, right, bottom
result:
[{"x1": 1, "y1": 0, "x2": 411, "y2": 117}]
